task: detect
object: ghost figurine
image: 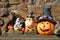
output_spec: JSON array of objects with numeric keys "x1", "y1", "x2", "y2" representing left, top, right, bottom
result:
[
  {"x1": 14, "y1": 18, "x2": 22, "y2": 31},
  {"x1": 25, "y1": 18, "x2": 33, "y2": 27},
  {"x1": 25, "y1": 12, "x2": 35, "y2": 32}
]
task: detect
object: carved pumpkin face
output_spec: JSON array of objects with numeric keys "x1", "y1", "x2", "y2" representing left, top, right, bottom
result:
[{"x1": 37, "y1": 21, "x2": 55, "y2": 35}]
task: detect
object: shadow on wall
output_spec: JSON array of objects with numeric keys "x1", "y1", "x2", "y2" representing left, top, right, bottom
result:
[
  {"x1": 6, "y1": 13, "x2": 19, "y2": 32},
  {"x1": 6, "y1": 13, "x2": 25, "y2": 32}
]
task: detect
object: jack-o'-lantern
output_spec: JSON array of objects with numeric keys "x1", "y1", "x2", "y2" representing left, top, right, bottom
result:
[
  {"x1": 37, "y1": 21, "x2": 55, "y2": 35},
  {"x1": 36, "y1": 5, "x2": 56, "y2": 35},
  {"x1": 25, "y1": 12, "x2": 36, "y2": 32},
  {"x1": 8, "y1": 25, "x2": 13, "y2": 30}
]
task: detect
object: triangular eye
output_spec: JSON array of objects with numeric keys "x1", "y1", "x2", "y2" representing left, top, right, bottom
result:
[
  {"x1": 42, "y1": 23, "x2": 43, "y2": 24},
  {"x1": 47, "y1": 23, "x2": 48, "y2": 24}
]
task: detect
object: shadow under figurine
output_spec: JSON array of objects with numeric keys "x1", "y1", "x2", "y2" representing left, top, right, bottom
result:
[
  {"x1": 25, "y1": 12, "x2": 36, "y2": 32},
  {"x1": 36, "y1": 5, "x2": 57, "y2": 35}
]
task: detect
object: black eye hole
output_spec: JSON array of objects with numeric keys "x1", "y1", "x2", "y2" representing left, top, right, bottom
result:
[
  {"x1": 42, "y1": 23, "x2": 43, "y2": 24},
  {"x1": 47, "y1": 23, "x2": 48, "y2": 24}
]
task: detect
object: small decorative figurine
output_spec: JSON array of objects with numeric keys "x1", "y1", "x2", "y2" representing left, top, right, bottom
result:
[
  {"x1": 14, "y1": 18, "x2": 22, "y2": 31},
  {"x1": 25, "y1": 12, "x2": 35, "y2": 32},
  {"x1": 36, "y1": 5, "x2": 56, "y2": 35}
]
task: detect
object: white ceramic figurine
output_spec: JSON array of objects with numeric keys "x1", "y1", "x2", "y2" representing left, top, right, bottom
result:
[
  {"x1": 14, "y1": 18, "x2": 22, "y2": 31},
  {"x1": 25, "y1": 12, "x2": 35, "y2": 32}
]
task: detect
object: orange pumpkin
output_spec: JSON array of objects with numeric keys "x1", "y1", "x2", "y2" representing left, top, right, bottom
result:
[
  {"x1": 25, "y1": 26, "x2": 33, "y2": 32},
  {"x1": 25, "y1": 21, "x2": 36, "y2": 32},
  {"x1": 21, "y1": 28, "x2": 25, "y2": 32},
  {"x1": 8, "y1": 25, "x2": 13, "y2": 30},
  {"x1": 37, "y1": 21, "x2": 55, "y2": 35}
]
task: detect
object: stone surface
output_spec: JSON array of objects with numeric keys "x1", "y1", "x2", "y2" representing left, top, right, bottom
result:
[
  {"x1": 0, "y1": 2, "x2": 9, "y2": 8},
  {"x1": 1, "y1": 0, "x2": 8, "y2": 2},
  {"x1": 9, "y1": 0, "x2": 20, "y2": 5},
  {"x1": 0, "y1": 8, "x2": 9, "y2": 17},
  {"x1": 0, "y1": 30, "x2": 60, "y2": 40}
]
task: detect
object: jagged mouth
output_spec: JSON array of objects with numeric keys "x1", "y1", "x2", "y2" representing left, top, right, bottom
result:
[{"x1": 40, "y1": 28, "x2": 50, "y2": 32}]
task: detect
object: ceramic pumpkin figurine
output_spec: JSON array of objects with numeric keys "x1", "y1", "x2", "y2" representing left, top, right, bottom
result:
[
  {"x1": 36, "y1": 5, "x2": 56, "y2": 35},
  {"x1": 37, "y1": 21, "x2": 55, "y2": 35},
  {"x1": 25, "y1": 12, "x2": 35, "y2": 32}
]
